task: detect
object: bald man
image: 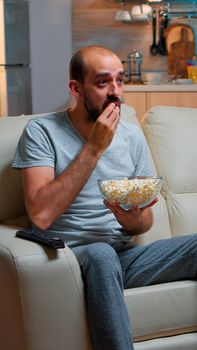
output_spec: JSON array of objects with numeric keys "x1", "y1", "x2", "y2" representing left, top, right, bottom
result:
[{"x1": 12, "y1": 46, "x2": 197, "y2": 350}]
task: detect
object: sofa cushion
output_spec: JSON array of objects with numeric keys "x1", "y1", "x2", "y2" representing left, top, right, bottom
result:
[
  {"x1": 134, "y1": 194, "x2": 172, "y2": 246},
  {"x1": 124, "y1": 280, "x2": 197, "y2": 342},
  {"x1": 0, "y1": 112, "x2": 53, "y2": 225},
  {"x1": 0, "y1": 115, "x2": 31, "y2": 223},
  {"x1": 134, "y1": 333, "x2": 197, "y2": 350},
  {"x1": 143, "y1": 106, "x2": 197, "y2": 237}
]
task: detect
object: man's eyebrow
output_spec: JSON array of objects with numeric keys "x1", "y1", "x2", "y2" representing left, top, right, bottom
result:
[
  {"x1": 95, "y1": 71, "x2": 125, "y2": 79},
  {"x1": 117, "y1": 71, "x2": 125, "y2": 77}
]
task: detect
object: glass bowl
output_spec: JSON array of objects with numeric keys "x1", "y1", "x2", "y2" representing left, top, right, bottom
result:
[{"x1": 98, "y1": 176, "x2": 162, "y2": 209}]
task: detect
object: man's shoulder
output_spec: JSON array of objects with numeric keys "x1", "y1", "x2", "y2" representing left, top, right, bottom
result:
[
  {"x1": 23, "y1": 111, "x2": 69, "y2": 139},
  {"x1": 27, "y1": 110, "x2": 67, "y2": 128}
]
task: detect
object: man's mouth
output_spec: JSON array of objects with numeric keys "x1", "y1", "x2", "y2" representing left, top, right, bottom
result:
[{"x1": 103, "y1": 96, "x2": 121, "y2": 110}]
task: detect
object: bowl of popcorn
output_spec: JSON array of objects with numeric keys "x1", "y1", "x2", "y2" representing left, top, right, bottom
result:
[{"x1": 98, "y1": 176, "x2": 162, "y2": 209}]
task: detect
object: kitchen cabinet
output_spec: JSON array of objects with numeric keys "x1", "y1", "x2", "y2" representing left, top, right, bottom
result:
[
  {"x1": 146, "y1": 92, "x2": 197, "y2": 110},
  {"x1": 124, "y1": 85, "x2": 197, "y2": 122},
  {"x1": 123, "y1": 92, "x2": 146, "y2": 121}
]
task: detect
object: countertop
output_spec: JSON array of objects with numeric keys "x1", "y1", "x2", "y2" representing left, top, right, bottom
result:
[{"x1": 124, "y1": 83, "x2": 197, "y2": 92}]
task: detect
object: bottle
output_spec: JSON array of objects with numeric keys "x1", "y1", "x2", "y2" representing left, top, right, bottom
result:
[{"x1": 187, "y1": 56, "x2": 197, "y2": 80}]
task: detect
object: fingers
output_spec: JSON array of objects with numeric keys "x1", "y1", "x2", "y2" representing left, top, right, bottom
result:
[
  {"x1": 100, "y1": 102, "x2": 116, "y2": 117},
  {"x1": 144, "y1": 197, "x2": 159, "y2": 208},
  {"x1": 103, "y1": 199, "x2": 118, "y2": 214},
  {"x1": 104, "y1": 196, "x2": 159, "y2": 213},
  {"x1": 103, "y1": 199, "x2": 116, "y2": 211},
  {"x1": 103, "y1": 199, "x2": 126, "y2": 215},
  {"x1": 99, "y1": 103, "x2": 120, "y2": 124},
  {"x1": 130, "y1": 197, "x2": 159, "y2": 212},
  {"x1": 104, "y1": 104, "x2": 120, "y2": 131},
  {"x1": 111, "y1": 106, "x2": 121, "y2": 128},
  {"x1": 128, "y1": 197, "x2": 159, "y2": 211}
]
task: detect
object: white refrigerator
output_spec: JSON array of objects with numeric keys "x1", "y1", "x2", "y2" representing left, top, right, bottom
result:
[{"x1": 0, "y1": 0, "x2": 32, "y2": 117}]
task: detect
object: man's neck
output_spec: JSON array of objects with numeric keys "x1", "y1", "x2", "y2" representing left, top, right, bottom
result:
[{"x1": 67, "y1": 106, "x2": 94, "y2": 141}]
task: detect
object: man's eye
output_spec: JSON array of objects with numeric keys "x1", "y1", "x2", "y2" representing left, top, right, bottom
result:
[
  {"x1": 98, "y1": 80, "x2": 108, "y2": 86},
  {"x1": 117, "y1": 78, "x2": 124, "y2": 84}
]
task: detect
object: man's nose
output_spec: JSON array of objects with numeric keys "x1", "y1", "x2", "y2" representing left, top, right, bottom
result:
[{"x1": 109, "y1": 82, "x2": 119, "y2": 95}]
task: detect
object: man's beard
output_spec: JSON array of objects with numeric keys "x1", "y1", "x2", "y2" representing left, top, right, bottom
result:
[{"x1": 84, "y1": 95, "x2": 121, "y2": 123}]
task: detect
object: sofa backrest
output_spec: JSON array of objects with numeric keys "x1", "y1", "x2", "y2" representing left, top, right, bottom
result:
[
  {"x1": 143, "y1": 105, "x2": 197, "y2": 238},
  {"x1": 121, "y1": 104, "x2": 172, "y2": 245},
  {"x1": 0, "y1": 112, "x2": 54, "y2": 227}
]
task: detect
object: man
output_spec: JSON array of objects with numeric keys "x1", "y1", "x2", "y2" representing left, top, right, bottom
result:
[{"x1": 12, "y1": 46, "x2": 197, "y2": 350}]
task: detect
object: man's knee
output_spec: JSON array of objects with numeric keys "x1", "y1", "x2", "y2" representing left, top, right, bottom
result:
[
  {"x1": 75, "y1": 242, "x2": 124, "y2": 290},
  {"x1": 84, "y1": 242, "x2": 117, "y2": 263},
  {"x1": 79, "y1": 242, "x2": 120, "y2": 274}
]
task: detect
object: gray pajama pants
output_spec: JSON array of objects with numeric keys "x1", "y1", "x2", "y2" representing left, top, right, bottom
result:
[{"x1": 72, "y1": 233, "x2": 197, "y2": 350}]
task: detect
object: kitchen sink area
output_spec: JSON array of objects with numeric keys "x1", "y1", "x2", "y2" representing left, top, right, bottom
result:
[{"x1": 124, "y1": 69, "x2": 197, "y2": 90}]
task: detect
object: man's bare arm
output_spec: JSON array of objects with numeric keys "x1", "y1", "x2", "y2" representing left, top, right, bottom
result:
[{"x1": 22, "y1": 104, "x2": 120, "y2": 229}]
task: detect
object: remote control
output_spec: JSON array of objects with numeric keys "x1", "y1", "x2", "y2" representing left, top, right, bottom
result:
[{"x1": 15, "y1": 229, "x2": 65, "y2": 249}]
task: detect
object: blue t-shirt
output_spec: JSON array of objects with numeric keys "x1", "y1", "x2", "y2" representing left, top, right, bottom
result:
[{"x1": 12, "y1": 110, "x2": 153, "y2": 248}]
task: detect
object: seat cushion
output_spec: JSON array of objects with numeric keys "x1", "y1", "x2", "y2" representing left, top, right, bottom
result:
[
  {"x1": 134, "y1": 333, "x2": 197, "y2": 350},
  {"x1": 124, "y1": 280, "x2": 197, "y2": 341}
]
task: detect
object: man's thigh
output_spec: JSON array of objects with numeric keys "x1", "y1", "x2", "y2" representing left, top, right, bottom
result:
[{"x1": 118, "y1": 233, "x2": 197, "y2": 288}]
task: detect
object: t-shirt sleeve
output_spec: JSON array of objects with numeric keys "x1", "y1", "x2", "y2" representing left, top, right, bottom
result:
[
  {"x1": 132, "y1": 127, "x2": 154, "y2": 177},
  {"x1": 12, "y1": 120, "x2": 55, "y2": 169}
]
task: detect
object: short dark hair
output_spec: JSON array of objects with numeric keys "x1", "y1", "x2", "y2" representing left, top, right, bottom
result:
[{"x1": 69, "y1": 49, "x2": 87, "y2": 83}]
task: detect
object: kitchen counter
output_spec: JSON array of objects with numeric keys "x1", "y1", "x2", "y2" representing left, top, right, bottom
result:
[
  {"x1": 123, "y1": 84, "x2": 197, "y2": 122},
  {"x1": 124, "y1": 83, "x2": 197, "y2": 92}
]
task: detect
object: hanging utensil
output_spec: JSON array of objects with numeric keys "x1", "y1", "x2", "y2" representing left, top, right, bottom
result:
[
  {"x1": 158, "y1": 9, "x2": 168, "y2": 55},
  {"x1": 150, "y1": 10, "x2": 158, "y2": 55}
]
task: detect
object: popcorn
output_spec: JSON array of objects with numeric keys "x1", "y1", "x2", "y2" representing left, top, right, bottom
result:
[{"x1": 99, "y1": 177, "x2": 162, "y2": 208}]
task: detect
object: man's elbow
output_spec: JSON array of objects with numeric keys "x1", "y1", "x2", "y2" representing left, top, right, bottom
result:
[{"x1": 28, "y1": 210, "x2": 53, "y2": 230}]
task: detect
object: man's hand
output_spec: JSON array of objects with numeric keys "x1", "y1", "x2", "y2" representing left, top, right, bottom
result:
[
  {"x1": 104, "y1": 198, "x2": 159, "y2": 236},
  {"x1": 87, "y1": 103, "x2": 120, "y2": 156}
]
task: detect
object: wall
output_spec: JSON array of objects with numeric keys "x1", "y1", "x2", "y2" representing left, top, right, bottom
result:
[
  {"x1": 72, "y1": 0, "x2": 197, "y2": 73},
  {"x1": 72, "y1": 0, "x2": 167, "y2": 72},
  {"x1": 29, "y1": 0, "x2": 72, "y2": 114}
]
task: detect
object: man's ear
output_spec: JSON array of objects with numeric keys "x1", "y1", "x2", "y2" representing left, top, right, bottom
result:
[{"x1": 69, "y1": 80, "x2": 81, "y2": 98}]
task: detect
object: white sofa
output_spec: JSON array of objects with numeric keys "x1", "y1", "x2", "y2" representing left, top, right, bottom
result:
[{"x1": 0, "y1": 105, "x2": 197, "y2": 350}]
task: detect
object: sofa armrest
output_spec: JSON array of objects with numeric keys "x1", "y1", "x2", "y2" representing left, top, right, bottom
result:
[{"x1": 0, "y1": 225, "x2": 92, "y2": 350}]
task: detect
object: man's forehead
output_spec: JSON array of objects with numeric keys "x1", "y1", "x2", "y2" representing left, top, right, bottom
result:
[
  {"x1": 84, "y1": 51, "x2": 122, "y2": 68},
  {"x1": 89, "y1": 58, "x2": 123, "y2": 72}
]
